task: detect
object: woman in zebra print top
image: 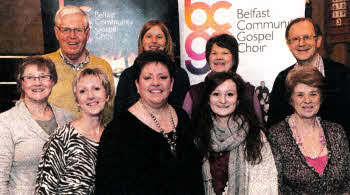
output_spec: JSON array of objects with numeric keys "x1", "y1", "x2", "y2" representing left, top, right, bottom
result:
[{"x1": 35, "y1": 68, "x2": 112, "y2": 194}]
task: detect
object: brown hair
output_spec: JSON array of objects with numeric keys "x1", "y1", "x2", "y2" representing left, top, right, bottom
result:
[
  {"x1": 285, "y1": 66, "x2": 325, "y2": 103},
  {"x1": 137, "y1": 20, "x2": 174, "y2": 61},
  {"x1": 193, "y1": 72, "x2": 264, "y2": 164},
  {"x1": 17, "y1": 56, "x2": 58, "y2": 97}
]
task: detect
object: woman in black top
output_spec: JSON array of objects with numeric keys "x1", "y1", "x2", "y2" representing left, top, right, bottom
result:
[{"x1": 95, "y1": 51, "x2": 203, "y2": 194}]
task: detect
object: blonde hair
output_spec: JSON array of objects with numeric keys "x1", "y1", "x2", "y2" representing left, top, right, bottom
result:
[{"x1": 72, "y1": 68, "x2": 111, "y2": 103}]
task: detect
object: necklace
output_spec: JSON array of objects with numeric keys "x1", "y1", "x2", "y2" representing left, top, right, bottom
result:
[
  {"x1": 290, "y1": 115, "x2": 326, "y2": 159},
  {"x1": 139, "y1": 99, "x2": 177, "y2": 155}
]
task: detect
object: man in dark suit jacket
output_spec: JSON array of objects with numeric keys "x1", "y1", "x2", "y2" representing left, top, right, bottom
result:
[{"x1": 268, "y1": 18, "x2": 350, "y2": 138}]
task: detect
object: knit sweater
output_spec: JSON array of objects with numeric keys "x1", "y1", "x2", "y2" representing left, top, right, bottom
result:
[{"x1": 44, "y1": 50, "x2": 115, "y2": 124}]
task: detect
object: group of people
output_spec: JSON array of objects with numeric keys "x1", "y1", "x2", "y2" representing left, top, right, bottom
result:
[
  {"x1": 255, "y1": 81, "x2": 270, "y2": 123},
  {"x1": 0, "y1": 5, "x2": 349, "y2": 195}
]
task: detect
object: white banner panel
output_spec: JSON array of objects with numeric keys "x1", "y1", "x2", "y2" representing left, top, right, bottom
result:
[{"x1": 178, "y1": 0, "x2": 305, "y2": 89}]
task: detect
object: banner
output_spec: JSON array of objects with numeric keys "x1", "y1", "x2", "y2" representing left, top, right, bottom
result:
[
  {"x1": 178, "y1": 0, "x2": 305, "y2": 89},
  {"x1": 43, "y1": 0, "x2": 180, "y2": 81}
]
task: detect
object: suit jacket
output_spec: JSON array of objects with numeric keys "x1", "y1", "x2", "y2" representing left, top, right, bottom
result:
[
  {"x1": 268, "y1": 58, "x2": 350, "y2": 137},
  {"x1": 0, "y1": 100, "x2": 75, "y2": 195}
]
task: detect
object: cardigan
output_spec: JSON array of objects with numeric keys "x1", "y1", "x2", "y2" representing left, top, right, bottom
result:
[
  {"x1": 246, "y1": 134, "x2": 278, "y2": 195},
  {"x1": 114, "y1": 64, "x2": 190, "y2": 118},
  {"x1": 0, "y1": 100, "x2": 74, "y2": 195},
  {"x1": 203, "y1": 132, "x2": 278, "y2": 195},
  {"x1": 44, "y1": 49, "x2": 115, "y2": 124},
  {"x1": 268, "y1": 118, "x2": 350, "y2": 193},
  {"x1": 267, "y1": 58, "x2": 350, "y2": 135},
  {"x1": 94, "y1": 108, "x2": 203, "y2": 195}
]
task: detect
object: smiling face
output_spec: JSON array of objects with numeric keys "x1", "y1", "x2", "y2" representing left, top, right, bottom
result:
[
  {"x1": 142, "y1": 26, "x2": 166, "y2": 52},
  {"x1": 287, "y1": 20, "x2": 322, "y2": 64},
  {"x1": 22, "y1": 64, "x2": 54, "y2": 104},
  {"x1": 210, "y1": 79, "x2": 238, "y2": 124},
  {"x1": 75, "y1": 75, "x2": 109, "y2": 117},
  {"x1": 55, "y1": 13, "x2": 90, "y2": 63},
  {"x1": 209, "y1": 44, "x2": 234, "y2": 73},
  {"x1": 290, "y1": 83, "x2": 321, "y2": 119},
  {"x1": 135, "y1": 62, "x2": 173, "y2": 109}
]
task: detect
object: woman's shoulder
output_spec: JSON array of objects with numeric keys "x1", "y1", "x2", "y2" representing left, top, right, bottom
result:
[
  {"x1": 103, "y1": 111, "x2": 137, "y2": 136},
  {"x1": 188, "y1": 81, "x2": 204, "y2": 97},
  {"x1": 173, "y1": 106, "x2": 188, "y2": 116},
  {"x1": 50, "y1": 123, "x2": 75, "y2": 138},
  {"x1": 43, "y1": 124, "x2": 74, "y2": 152},
  {"x1": 259, "y1": 130, "x2": 268, "y2": 143},
  {"x1": 321, "y1": 119, "x2": 347, "y2": 140},
  {"x1": 173, "y1": 106, "x2": 190, "y2": 125},
  {"x1": 114, "y1": 110, "x2": 138, "y2": 124},
  {"x1": 189, "y1": 81, "x2": 204, "y2": 90},
  {"x1": 322, "y1": 119, "x2": 344, "y2": 129},
  {"x1": 50, "y1": 104, "x2": 75, "y2": 123},
  {"x1": 0, "y1": 101, "x2": 30, "y2": 126},
  {"x1": 267, "y1": 119, "x2": 289, "y2": 138},
  {"x1": 0, "y1": 104, "x2": 16, "y2": 119},
  {"x1": 175, "y1": 67, "x2": 189, "y2": 77},
  {"x1": 120, "y1": 65, "x2": 137, "y2": 78}
]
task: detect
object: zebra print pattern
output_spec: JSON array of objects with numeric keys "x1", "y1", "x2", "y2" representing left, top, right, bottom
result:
[{"x1": 35, "y1": 123, "x2": 99, "y2": 195}]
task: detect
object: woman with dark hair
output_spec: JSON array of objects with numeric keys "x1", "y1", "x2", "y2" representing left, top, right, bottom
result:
[
  {"x1": 193, "y1": 72, "x2": 277, "y2": 194},
  {"x1": 94, "y1": 51, "x2": 203, "y2": 194},
  {"x1": 0, "y1": 56, "x2": 74, "y2": 194},
  {"x1": 115, "y1": 20, "x2": 190, "y2": 117},
  {"x1": 183, "y1": 34, "x2": 262, "y2": 122},
  {"x1": 268, "y1": 66, "x2": 350, "y2": 193}
]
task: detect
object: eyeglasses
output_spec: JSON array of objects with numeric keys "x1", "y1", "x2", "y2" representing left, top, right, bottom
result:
[
  {"x1": 56, "y1": 26, "x2": 88, "y2": 35},
  {"x1": 288, "y1": 35, "x2": 318, "y2": 45},
  {"x1": 21, "y1": 75, "x2": 52, "y2": 82}
]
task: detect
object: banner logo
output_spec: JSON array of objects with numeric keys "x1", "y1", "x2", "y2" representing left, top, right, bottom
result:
[{"x1": 184, "y1": 0, "x2": 232, "y2": 75}]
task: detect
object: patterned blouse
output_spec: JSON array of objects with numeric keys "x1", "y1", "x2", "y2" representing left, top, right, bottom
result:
[
  {"x1": 35, "y1": 123, "x2": 99, "y2": 194},
  {"x1": 268, "y1": 117, "x2": 350, "y2": 193}
]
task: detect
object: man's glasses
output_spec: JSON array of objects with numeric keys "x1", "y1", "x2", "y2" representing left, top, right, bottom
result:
[
  {"x1": 56, "y1": 26, "x2": 88, "y2": 35},
  {"x1": 21, "y1": 75, "x2": 52, "y2": 82},
  {"x1": 288, "y1": 35, "x2": 318, "y2": 45}
]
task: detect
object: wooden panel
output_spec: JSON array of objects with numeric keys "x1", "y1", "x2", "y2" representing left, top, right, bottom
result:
[
  {"x1": 0, "y1": 0, "x2": 44, "y2": 55},
  {"x1": 327, "y1": 0, "x2": 350, "y2": 43}
]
